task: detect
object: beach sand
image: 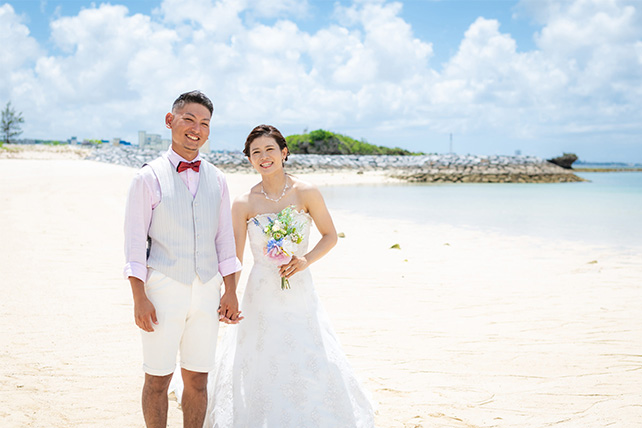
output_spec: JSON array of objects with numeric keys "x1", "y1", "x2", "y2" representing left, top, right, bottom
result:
[{"x1": 1, "y1": 158, "x2": 641, "y2": 427}]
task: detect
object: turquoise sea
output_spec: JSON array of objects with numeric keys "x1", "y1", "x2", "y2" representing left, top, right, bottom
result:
[{"x1": 322, "y1": 172, "x2": 642, "y2": 252}]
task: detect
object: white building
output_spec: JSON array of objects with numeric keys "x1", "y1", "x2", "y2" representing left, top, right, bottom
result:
[
  {"x1": 138, "y1": 131, "x2": 170, "y2": 150},
  {"x1": 138, "y1": 130, "x2": 209, "y2": 152}
]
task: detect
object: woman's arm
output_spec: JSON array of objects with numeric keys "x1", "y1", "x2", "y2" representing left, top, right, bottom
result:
[
  {"x1": 280, "y1": 183, "x2": 338, "y2": 279},
  {"x1": 232, "y1": 195, "x2": 249, "y2": 266}
]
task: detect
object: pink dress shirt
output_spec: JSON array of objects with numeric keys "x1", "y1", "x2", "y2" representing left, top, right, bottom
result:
[{"x1": 124, "y1": 148, "x2": 242, "y2": 283}]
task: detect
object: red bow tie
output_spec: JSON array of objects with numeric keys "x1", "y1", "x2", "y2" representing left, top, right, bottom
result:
[{"x1": 177, "y1": 160, "x2": 201, "y2": 173}]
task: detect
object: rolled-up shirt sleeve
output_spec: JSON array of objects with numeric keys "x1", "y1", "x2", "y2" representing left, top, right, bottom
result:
[
  {"x1": 123, "y1": 167, "x2": 156, "y2": 283},
  {"x1": 215, "y1": 172, "x2": 243, "y2": 277}
]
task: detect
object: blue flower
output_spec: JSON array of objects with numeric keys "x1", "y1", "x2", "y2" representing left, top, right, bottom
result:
[{"x1": 267, "y1": 238, "x2": 283, "y2": 252}]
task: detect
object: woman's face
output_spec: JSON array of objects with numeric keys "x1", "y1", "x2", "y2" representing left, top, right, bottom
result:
[{"x1": 248, "y1": 136, "x2": 288, "y2": 174}]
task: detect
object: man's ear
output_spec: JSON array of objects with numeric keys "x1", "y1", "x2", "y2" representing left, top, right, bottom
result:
[{"x1": 165, "y1": 112, "x2": 173, "y2": 129}]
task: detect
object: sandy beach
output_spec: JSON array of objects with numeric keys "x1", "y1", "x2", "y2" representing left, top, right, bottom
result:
[{"x1": 1, "y1": 157, "x2": 641, "y2": 427}]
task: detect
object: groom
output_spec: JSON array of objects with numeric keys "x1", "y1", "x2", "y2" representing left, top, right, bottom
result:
[{"x1": 124, "y1": 90, "x2": 242, "y2": 427}]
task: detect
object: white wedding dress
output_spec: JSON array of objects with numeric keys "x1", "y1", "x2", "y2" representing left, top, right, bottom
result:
[{"x1": 204, "y1": 210, "x2": 375, "y2": 428}]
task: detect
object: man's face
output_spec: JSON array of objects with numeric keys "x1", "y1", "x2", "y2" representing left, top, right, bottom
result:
[{"x1": 165, "y1": 102, "x2": 211, "y2": 160}]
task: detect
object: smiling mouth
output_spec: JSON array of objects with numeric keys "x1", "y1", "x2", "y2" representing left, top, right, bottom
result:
[
  {"x1": 260, "y1": 161, "x2": 274, "y2": 168},
  {"x1": 186, "y1": 134, "x2": 199, "y2": 141}
]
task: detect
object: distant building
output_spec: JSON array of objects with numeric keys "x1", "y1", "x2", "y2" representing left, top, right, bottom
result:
[
  {"x1": 69, "y1": 136, "x2": 78, "y2": 145},
  {"x1": 137, "y1": 130, "x2": 207, "y2": 152},
  {"x1": 138, "y1": 131, "x2": 170, "y2": 150}
]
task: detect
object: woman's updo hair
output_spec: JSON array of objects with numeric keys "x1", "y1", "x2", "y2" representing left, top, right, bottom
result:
[{"x1": 243, "y1": 124, "x2": 290, "y2": 161}]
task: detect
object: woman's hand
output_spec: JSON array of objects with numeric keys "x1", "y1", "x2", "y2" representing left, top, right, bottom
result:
[{"x1": 279, "y1": 255, "x2": 309, "y2": 279}]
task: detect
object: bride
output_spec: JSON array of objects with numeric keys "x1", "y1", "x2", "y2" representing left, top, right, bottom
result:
[{"x1": 204, "y1": 124, "x2": 375, "y2": 427}]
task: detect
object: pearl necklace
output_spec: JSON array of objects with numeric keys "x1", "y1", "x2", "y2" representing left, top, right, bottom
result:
[{"x1": 260, "y1": 179, "x2": 290, "y2": 202}]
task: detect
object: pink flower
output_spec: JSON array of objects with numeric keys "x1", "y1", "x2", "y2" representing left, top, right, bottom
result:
[{"x1": 265, "y1": 246, "x2": 291, "y2": 265}]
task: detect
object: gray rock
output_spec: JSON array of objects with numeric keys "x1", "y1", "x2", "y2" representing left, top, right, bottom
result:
[{"x1": 84, "y1": 145, "x2": 585, "y2": 183}]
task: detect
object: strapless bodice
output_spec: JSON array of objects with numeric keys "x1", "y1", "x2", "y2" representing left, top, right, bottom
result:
[{"x1": 246, "y1": 210, "x2": 312, "y2": 266}]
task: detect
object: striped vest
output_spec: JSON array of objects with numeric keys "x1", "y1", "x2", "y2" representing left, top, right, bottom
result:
[{"x1": 146, "y1": 155, "x2": 221, "y2": 285}]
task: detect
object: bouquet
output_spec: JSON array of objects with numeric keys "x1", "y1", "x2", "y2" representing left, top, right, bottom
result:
[{"x1": 257, "y1": 206, "x2": 303, "y2": 290}]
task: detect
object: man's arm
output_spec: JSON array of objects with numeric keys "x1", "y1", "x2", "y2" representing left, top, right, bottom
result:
[
  {"x1": 215, "y1": 172, "x2": 244, "y2": 322},
  {"x1": 124, "y1": 169, "x2": 159, "y2": 330}
]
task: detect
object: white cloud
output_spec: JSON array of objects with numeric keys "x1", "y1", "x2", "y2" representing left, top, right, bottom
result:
[
  {"x1": 0, "y1": 0, "x2": 641, "y2": 160},
  {"x1": 246, "y1": 0, "x2": 311, "y2": 19},
  {"x1": 433, "y1": 18, "x2": 565, "y2": 137},
  {"x1": 429, "y1": 0, "x2": 642, "y2": 144},
  {"x1": 524, "y1": 0, "x2": 642, "y2": 136},
  {"x1": 333, "y1": 1, "x2": 433, "y2": 83},
  {"x1": 0, "y1": 4, "x2": 41, "y2": 86},
  {"x1": 158, "y1": 0, "x2": 245, "y2": 39}
]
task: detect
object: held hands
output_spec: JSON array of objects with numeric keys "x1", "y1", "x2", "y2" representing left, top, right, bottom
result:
[
  {"x1": 218, "y1": 292, "x2": 244, "y2": 324},
  {"x1": 279, "y1": 255, "x2": 309, "y2": 280}
]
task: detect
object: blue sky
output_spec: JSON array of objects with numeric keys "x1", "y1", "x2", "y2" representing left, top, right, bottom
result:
[{"x1": 2, "y1": 0, "x2": 642, "y2": 162}]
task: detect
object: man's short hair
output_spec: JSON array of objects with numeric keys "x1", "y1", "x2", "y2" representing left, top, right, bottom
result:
[{"x1": 172, "y1": 90, "x2": 214, "y2": 116}]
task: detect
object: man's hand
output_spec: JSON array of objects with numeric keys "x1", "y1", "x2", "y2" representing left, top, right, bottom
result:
[
  {"x1": 134, "y1": 296, "x2": 158, "y2": 332},
  {"x1": 219, "y1": 292, "x2": 243, "y2": 324},
  {"x1": 129, "y1": 276, "x2": 158, "y2": 332}
]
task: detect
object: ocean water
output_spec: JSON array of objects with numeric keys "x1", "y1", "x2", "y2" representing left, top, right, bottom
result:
[{"x1": 322, "y1": 172, "x2": 642, "y2": 251}]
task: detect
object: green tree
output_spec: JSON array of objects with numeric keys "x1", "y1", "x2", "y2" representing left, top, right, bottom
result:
[
  {"x1": 286, "y1": 129, "x2": 417, "y2": 155},
  {"x1": 1, "y1": 101, "x2": 25, "y2": 146}
]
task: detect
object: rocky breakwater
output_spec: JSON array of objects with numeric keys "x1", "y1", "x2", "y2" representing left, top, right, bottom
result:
[
  {"x1": 385, "y1": 154, "x2": 586, "y2": 183},
  {"x1": 87, "y1": 146, "x2": 584, "y2": 183},
  {"x1": 276, "y1": 153, "x2": 584, "y2": 183}
]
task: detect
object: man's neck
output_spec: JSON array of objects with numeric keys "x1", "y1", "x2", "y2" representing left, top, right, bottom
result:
[{"x1": 170, "y1": 146, "x2": 199, "y2": 162}]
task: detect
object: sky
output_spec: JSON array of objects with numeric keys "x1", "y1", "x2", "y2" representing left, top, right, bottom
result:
[{"x1": 2, "y1": 0, "x2": 642, "y2": 162}]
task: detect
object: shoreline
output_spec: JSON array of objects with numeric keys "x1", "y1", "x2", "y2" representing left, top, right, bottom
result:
[
  {"x1": 575, "y1": 167, "x2": 642, "y2": 172},
  {"x1": 1, "y1": 158, "x2": 641, "y2": 427}
]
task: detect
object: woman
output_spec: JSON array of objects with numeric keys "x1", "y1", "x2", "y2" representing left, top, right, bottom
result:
[{"x1": 205, "y1": 124, "x2": 375, "y2": 427}]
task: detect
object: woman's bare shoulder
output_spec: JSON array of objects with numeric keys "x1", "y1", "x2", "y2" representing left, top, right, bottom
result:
[
  {"x1": 232, "y1": 190, "x2": 253, "y2": 214},
  {"x1": 289, "y1": 174, "x2": 319, "y2": 193},
  {"x1": 235, "y1": 182, "x2": 263, "y2": 203}
]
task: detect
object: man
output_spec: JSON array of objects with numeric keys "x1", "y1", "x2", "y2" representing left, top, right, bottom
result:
[{"x1": 124, "y1": 90, "x2": 242, "y2": 428}]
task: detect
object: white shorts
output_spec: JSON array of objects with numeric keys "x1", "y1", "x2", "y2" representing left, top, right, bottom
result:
[{"x1": 141, "y1": 269, "x2": 222, "y2": 376}]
